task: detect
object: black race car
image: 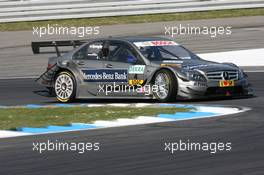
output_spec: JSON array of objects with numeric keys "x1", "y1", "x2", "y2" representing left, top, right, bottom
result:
[{"x1": 33, "y1": 36, "x2": 253, "y2": 102}]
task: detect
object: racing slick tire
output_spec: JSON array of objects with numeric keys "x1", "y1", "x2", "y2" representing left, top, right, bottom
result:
[
  {"x1": 54, "y1": 71, "x2": 76, "y2": 102},
  {"x1": 153, "y1": 69, "x2": 178, "y2": 102}
]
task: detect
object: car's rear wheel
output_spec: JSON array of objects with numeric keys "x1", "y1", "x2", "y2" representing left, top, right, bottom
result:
[
  {"x1": 54, "y1": 71, "x2": 76, "y2": 102},
  {"x1": 153, "y1": 69, "x2": 178, "y2": 102}
]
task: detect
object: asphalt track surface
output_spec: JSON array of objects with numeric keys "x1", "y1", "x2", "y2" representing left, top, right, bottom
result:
[
  {"x1": 0, "y1": 16, "x2": 264, "y2": 174},
  {"x1": 0, "y1": 72, "x2": 263, "y2": 175},
  {"x1": 0, "y1": 16, "x2": 264, "y2": 78}
]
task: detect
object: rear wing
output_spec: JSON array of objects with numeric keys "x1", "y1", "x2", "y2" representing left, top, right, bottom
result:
[{"x1": 31, "y1": 40, "x2": 87, "y2": 56}]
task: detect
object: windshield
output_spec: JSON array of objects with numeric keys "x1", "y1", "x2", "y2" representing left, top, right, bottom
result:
[{"x1": 133, "y1": 41, "x2": 200, "y2": 61}]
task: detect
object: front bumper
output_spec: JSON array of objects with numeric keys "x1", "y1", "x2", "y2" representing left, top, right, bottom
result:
[{"x1": 177, "y1": 78, "x2": 254, "y2": 100}]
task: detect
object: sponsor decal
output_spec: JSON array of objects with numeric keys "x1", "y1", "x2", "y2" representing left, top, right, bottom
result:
[
  {"x1": 219, "y1": 80, "x2": 235, "y2": 87},
  {"x1": 81, "y1": 69, "x2": 127, "y2": 82},
  {"x1": 87, "y1": 53, "x2": 98, "y2": 57},
  {"x1": 89, "y1": 44, "x2": 102, "y2": 49},
  {"x1": 162, "y1": 60, "x2": 183, "y2": 64},
  {"x1": 194, "y1": 82, "x2": 207, "y2": 87},
  {"x1": 128, "y1": 65, "x2": 145, "y2": 74},
  {"x1": 134, "y1": 41, "x2": 178, "y2": 48},
  {"x1": 160, "y1": 64, "x2": 181, "y2": 68},
  {"x1": 184, "y1": 64, "x2": 217, "y2": 70},
  {"x1": 128, "y1": 79, "x2": 144, "y2": 85},
  {"x1": 180, "y1": 57, "x2": 191, "y2": 60}
]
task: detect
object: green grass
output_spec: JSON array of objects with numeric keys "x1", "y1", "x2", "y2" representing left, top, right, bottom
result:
[
  {"x1": 1, "y1": 8, "x2": 264, "y2": 31},
  {"x1": 0, "y1": 106, "x2": 190, "y2": 130}
]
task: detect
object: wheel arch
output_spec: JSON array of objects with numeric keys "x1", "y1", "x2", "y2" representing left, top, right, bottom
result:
[
  {"x1": 150, "y1": 67, "x2": 179, "y2": 102},
  {"x1": 55, "y1": 67, "x2": 74, "y2": 77},
  {"x1": 150, "y1": 67, "x2": 179, "y2": 85}
]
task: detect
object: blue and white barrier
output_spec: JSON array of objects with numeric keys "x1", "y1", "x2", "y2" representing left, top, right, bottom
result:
[{"x1": 0, "y1": 103, "x2": 249, "y2": 138}]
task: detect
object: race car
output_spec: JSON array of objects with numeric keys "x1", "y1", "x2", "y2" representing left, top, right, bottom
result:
[{"x1": 33, "y1": 36, "x2": 253, "y2": 102}]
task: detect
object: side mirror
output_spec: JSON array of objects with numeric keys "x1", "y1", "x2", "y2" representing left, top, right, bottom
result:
[{"x1": 127, "y1": 55, "x2": 137, "y2": 63}]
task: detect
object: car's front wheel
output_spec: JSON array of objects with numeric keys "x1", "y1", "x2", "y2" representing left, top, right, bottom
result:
[
  {"x1": 54, "y1": 71, "x2": 76, "y2": 102},
  {"x1": 153, "y1": 69, "x2": 178, "y2": 102}
]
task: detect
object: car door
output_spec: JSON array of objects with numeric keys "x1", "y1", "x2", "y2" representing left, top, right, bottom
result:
[
  {"x1": 101, "y1": 40, "x2": 147, "y2": 97},
  {"x1": 72, "y1": 41, "x2": 105, "y2": 96}
]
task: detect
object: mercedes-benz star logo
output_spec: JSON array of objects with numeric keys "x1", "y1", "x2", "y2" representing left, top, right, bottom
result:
[{"x1": 223, "y1": 71, "x2": 229, "y2": 80}]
